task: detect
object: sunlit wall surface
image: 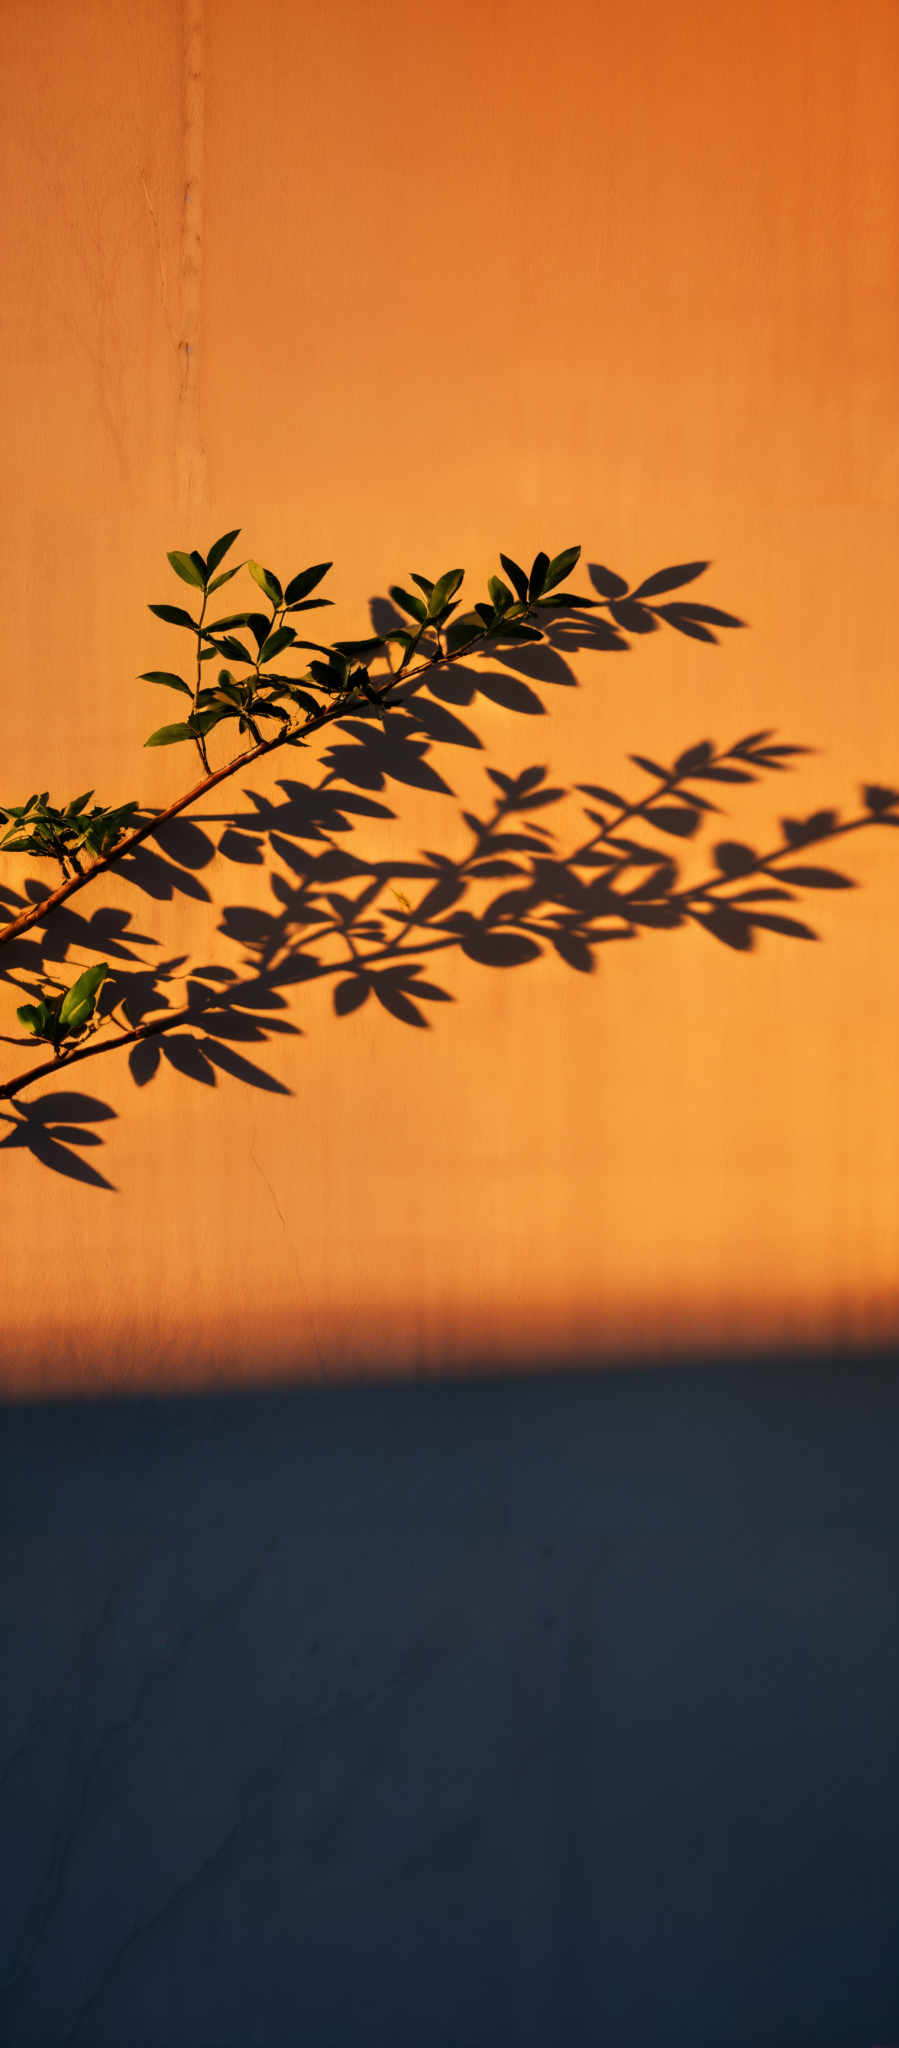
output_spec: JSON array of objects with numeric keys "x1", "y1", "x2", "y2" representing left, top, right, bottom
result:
[{"x1": 1, "y1": 0, "x2": 897, "y2": 1391}]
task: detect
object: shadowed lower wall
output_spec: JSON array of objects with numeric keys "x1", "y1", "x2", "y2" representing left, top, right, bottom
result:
[{"x1": 2, "y1": 1348, "x2": 898, "y2": 2045}]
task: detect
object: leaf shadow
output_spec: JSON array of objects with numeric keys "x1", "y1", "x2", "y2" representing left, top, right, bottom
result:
[
  {"x1": 4, "y1": 554, "x2": 893, "y2": 1189},
  {"x1": 0, "y1": 1091, "x2": 117, "y2": 1190}
]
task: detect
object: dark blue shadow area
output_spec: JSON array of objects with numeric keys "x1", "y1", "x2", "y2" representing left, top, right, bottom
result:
[{"x1": 2, "y1": 1349, "x2": 898, "y2": 2047}]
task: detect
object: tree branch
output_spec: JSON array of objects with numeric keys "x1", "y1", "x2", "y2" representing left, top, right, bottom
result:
[{"x1": 0, "y1": 629, "x2": 494, "y2": 951}]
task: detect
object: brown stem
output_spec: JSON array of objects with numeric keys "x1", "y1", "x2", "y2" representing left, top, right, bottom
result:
[
  {"x1": 192, "y1": 590, "x2": 211, "y2": 769},
  {"x1": 0, "y1": 1005, "x2": 199, "y2": 1100}
]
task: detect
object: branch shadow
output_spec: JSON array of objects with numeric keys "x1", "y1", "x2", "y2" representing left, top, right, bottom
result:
[{"x1": 2, "y1": 562, "x2": 896, "y2": 1188}]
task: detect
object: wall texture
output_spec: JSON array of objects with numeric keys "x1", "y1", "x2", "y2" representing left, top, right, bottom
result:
[
  {"x1": 1, "y1": 0, "x2": 898, "y2": 1387},
  {"x1": 3, "y1": 12, "x2": 899, "y2": 2045}
]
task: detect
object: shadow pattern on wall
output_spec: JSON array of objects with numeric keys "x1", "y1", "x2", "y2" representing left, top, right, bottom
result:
[{"x1": 1, "y1": 561, "x2": 897, "y2": 1189}]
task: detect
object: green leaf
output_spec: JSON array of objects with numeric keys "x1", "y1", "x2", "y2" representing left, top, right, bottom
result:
[
  {"x1": 428, "y1": 569, "x2": 465, "y2": 617},
  {"x1": 139, "y1": 670, "x2": 192, "y2": 696},
  {"x1": 445, "y1": 613, "x2": 486, "y2": 653},
  {"x1": 60, "y1": 1000, "x2": 91, "y2": 1034},
  {"x1": 248, "y1": 561, "x2": 283, "y2": 606},
  {"x1": 17, "y1": 1002, "x2": 48, "y2": 1035},
  {"x1": 389, "y1": 585, "x2": 428, "y2": 624},
  {"x1": 499, "y1": 553, "x2": 529, "y2": 602},
  {"x1": 307, "y1": 655, "x2": 349, "y2": 690},
  {"x1": 59, "y1": 963, "x2": 109, "y2": 1030},
  {"x1": 144, "y1": 721, "x2": 197, "y2": 747},
  {"x1": 411, "y1": 573, "x2": 435, "y2": 599},
  {"x1": 205, "y1": 633, "x2": 253, "y2": 665},
  {"x1": 205, "y1": 528, "x2": 241, "y2": 576},
  {"x1": 207, "y1": 565, "x2": 242, "y2": 594},
  {"x1": 542, "y1": 545, "x2": 581, "y2": 591},
  {"x1": 275, "y1": 640, "x2": 333, "y2": 655},
  {"x1": 284, "y1": 562, "x2": 331, "y2": 605},
  {"x1": 487, "y1": 576, "x2": 514, "y2": 614},
  {"x1": 258, "y1": 626, "x2": 296, "y2": 665},
  {"x1": 148, "y1": 603, "x2": 197, "y2": 630},
  {"x1": 66, "y1": 790, "x2": 95, "y2": 813},
  {"x1": 383, "y1": 629, "x2": 414, "y2": 662},
  {"x1": 214, "y1": 674, "x2": 244, "y2": 705},
  {"x1": 281, "y1": 686, "x2": 320, "y2": 717},
  {"x1": 167, "y1": 548, "x2": 206, "y2": 588},
  {"x1": 528, "y1": 551, "x2": 550, "y2": 600},
  {"x1": 189, "y1": 708, "x2": 228, "y2": 735},
  {"x1": 332, "y1": 637, "x2": 385, "y2": 659}
]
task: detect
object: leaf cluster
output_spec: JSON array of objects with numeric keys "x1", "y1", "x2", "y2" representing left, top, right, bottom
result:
[
  {"x1": 141, "y1": 538, "x2": 605, "y2": 752},
  {"x1": 17, "y1": 963, "x2": 110, "y2": 1054},
  {"x1": 0, "y1": 792, "x2": 140, "y2": 873},
  {"x1": 144, "y1": 529, "x2": 336, "y2": 750},
  {"x1": 4, "y1": 523, "x2": 896, "y2": 1146}
]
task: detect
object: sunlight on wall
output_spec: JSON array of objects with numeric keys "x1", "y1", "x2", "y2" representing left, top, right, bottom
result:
[{"x1": 1, "y1": 0, "x2": 897, "y2": 1392}]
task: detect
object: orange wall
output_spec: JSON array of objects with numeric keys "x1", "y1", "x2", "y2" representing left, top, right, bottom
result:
[{"x1": 1, "y1": 0, "x2": 898, "y2": 1391}]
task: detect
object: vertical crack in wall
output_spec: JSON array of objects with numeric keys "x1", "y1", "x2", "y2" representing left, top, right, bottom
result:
[
  {"x1": 177, "y1": 0, "x2": 206, "y2": 524},
  {"x1": 138, "y1": 170, "x2": 178, "y2": 353}
]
